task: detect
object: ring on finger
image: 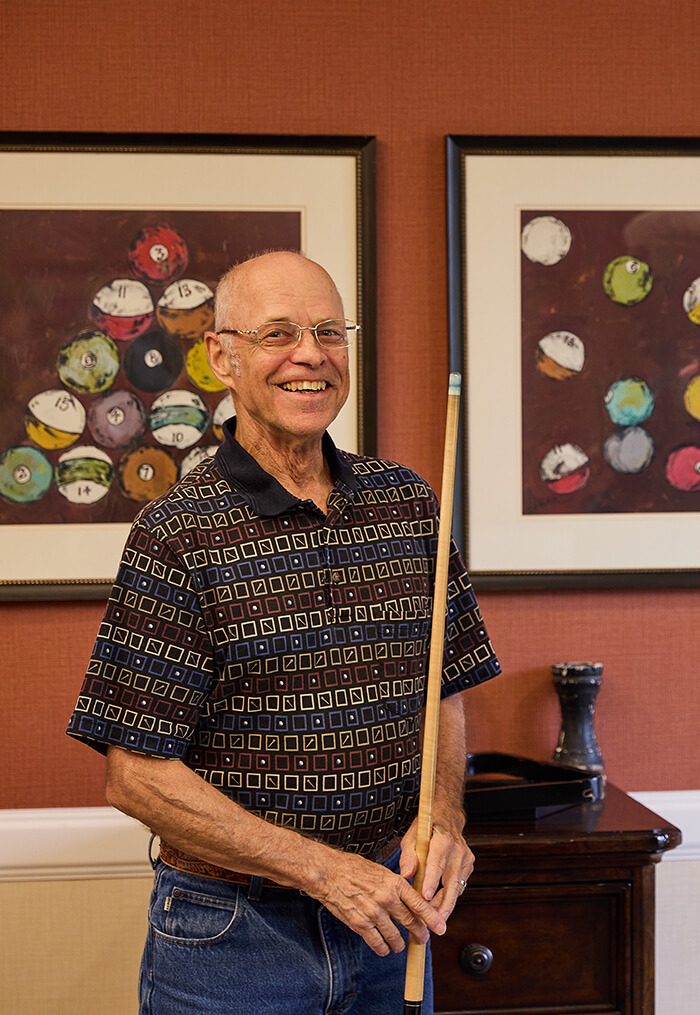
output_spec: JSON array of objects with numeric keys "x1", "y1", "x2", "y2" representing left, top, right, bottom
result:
[{"x1": 458, "y1": 878, "x2": 467, "y2": 889}]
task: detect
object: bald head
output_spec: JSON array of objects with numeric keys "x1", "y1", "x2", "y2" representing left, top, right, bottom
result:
[{"x1": 214, "y1": 251, "x2": 344, "y2": 332}]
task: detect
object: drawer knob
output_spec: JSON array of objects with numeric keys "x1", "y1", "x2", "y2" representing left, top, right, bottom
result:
[{"x1": 459, "y1": 942, "x2": 494, "y2": 976}]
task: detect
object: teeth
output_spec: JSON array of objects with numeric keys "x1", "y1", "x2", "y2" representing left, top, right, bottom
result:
[{"x1": 281, "y1": 381, "x2": 327, "y2": 392}]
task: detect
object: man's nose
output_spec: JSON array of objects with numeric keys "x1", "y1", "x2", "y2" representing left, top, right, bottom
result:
[{"x1": 292, "y1": 327, "x2": 325, "y2": 358}]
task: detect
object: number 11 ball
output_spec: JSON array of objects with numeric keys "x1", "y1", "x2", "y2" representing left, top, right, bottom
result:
[{"x1": 91, "y1": 279, "x2": 155, "y2": 341}]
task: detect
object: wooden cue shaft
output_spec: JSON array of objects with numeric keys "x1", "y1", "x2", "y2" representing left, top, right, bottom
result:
[{"x1": 403, "y1": 372, "x2": 462, "y2": 1014}]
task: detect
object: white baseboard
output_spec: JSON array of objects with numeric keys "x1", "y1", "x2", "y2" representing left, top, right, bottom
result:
[{"x1": 0, "y1": 790, "x2": 698, "y2": 882}]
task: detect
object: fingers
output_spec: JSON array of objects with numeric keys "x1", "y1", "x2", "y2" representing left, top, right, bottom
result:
[
  {"x1": 398, "y1": 821, "x2": 418, "y2": 880},
  {"x1": 420, "y1": 826, "x2": 475, "y2": 919},
  {"x1": 315, "y1": 852, "x2": 447, "y2": 957}
]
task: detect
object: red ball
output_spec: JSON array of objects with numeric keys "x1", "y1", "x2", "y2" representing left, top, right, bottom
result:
[
  {"x1": 128, "y1": 225, "x2": 189, "y2": 284},
  {"x1": 666, "y1": 445, "x2": 700, "y2": 491}
]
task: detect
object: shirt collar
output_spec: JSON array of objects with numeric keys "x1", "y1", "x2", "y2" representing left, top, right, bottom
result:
[{"x1": 213, "y1": 417, "x2": 357, "y2": 516}]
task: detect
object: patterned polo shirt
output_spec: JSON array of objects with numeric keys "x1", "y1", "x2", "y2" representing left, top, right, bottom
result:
[{"x1": 67, "y1": 421, "x2": 500, "y2": 856}]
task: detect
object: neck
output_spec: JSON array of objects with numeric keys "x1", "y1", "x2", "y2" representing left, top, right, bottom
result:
[{"x1": 234, "y1": 420, "x2": 334, "y2": 510}]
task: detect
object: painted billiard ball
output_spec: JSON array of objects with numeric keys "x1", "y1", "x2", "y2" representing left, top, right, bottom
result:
[
  {"x1": 24, "y1": 389, "x2": 86, "y2": 450},
  {"x1": 212, "y1": 392, "x2": 235, "y2": 441},
  {"x1": 117, "y1": 444, "x2": 178, "y2": 502},
  {"x1": 536, "y1": 331, "x2": 585, "y2": 379},
  {"x1": 0, "y1": 446, "x2": 53, "y2": 504},
  {"x1": 683, "y1": 374, "x2": 700, "y2": 422},
  {"x1": 604, "y1": 426, "x2": 654, "y2": 473},
  {"x1": 666, "y1": 445, "x2": 700, "y2": 491},
  {"x1": 91, "y1": 279, "x2": 155, "y2": 341},
  {"x1": 521, "y1": 216, "x2": 572, "y2": 265},
  {"x1": 128, "y1": 225, "x2": 188, "y2": 284},
  {"x1": 605, "y1": 378, "x2": 654, "y2": 426},
  {"x1": 87, "y1": 390, "x2": 148, "y2": 449},
  {"x1": 54, "y1": 445, "x2": 113, "y2": 504},
  {"x1": 156, "y1": 279, "x2": 215, "y2": 339},
  {"x1": 56, "y1": 329, "x2": 121, "y2": 394},
  {"x1": 603, "y1": 256, "x2": 653, "y2": 305},
  {"x1": 682, "y1": 277, "x2": 700, "y2": 325},
  {"x1": 539, "y1": 443, "x2": 590, "y2": 493},
  {"x1": 149, "y1": 390, "x2": 210, "y2": 449},
  {"x1": 185, "y1": 335, "x2": 226, "y2": 392},
  {"x1": 123, "y1": 330, "x2": 184, "y2": 392},
  {"x1": 180, "y1": 445, "x2": 218, "y2": 478}
]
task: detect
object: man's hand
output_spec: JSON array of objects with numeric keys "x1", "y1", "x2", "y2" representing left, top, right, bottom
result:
[
  {"x1": 399, "y1": 815, "x2": 474, "y2": 921},
  {"x1": 308, "y1": 847, "x2": 448, "y2": 956}
]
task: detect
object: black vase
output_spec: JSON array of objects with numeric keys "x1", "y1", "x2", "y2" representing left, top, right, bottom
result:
[{"x1": 550, "y1": 662, "x2": 604, "y2": 774}]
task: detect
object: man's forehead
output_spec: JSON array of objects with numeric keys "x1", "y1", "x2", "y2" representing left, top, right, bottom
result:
[{"x1": 230, "y1": 258, "x2": 343, "y2": 316}]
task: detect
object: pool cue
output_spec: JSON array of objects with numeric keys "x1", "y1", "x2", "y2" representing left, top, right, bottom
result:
[{"x1": 403, "y1": 371, "x2": 462, "y2": 1015}]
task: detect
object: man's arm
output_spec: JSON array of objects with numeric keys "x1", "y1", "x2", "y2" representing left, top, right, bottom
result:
[
  {"x1": 105, "y1": 745, "x2": 447, "y2": 956},
  {"x1": 398, "y1": 690, "x2": 473, "y2": 919}
]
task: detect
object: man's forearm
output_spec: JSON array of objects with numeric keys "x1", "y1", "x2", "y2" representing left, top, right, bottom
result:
[
  {"x1": 432, "y1": 692, "x2": 468, "y2": 833},
  {"x1": 105, "y1": 745, "x2": 327, "y2": 889}
]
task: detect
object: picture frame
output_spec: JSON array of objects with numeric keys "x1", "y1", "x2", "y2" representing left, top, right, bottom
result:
[
  {"x1": 447, "y1": 134, "x2": 700, "y2": 589},
  {"x1": 0, "y1": 132, "x2": 376, "y2": 600}
]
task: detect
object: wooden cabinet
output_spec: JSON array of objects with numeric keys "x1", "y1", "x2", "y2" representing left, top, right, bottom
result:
[{"x1": 432, "y1": 785, "x2": 681, "y2": 1015}]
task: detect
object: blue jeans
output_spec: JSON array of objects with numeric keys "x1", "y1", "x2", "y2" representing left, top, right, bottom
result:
[{"x1": 139, "y1": 848, "x2": 433, "y2": 1015}]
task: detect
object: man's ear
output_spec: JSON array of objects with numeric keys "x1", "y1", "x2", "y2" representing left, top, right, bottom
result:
[{"x1": 204, "y1": 332, "x2": 237, "y2": 389}]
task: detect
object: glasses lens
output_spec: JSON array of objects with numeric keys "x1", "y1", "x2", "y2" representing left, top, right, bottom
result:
[
  {"x1": 257, "y1": 322, "x2": 299, "y2": 350},
  {"x1": 315, "y1": 320, "x2": 351, "y2": 348}
]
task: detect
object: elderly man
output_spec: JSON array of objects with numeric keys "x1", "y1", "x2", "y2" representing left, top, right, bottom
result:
[{"x1": 67, "y1": 251, "x2": 500, "y2": 1015}]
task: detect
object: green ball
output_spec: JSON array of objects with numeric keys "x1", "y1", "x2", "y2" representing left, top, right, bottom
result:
[{"x1": 603, "y1": 256, "x2": 653, "y2": 306}]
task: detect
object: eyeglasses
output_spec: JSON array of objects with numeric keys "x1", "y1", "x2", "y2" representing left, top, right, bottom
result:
[{"x1": 217, "y1": 319, "x2": 358, "y2": 352}]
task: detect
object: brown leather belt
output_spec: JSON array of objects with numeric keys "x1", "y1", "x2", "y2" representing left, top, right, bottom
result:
[{"x1": 159, "y1": 834, "x2": 402, "y2": 889}]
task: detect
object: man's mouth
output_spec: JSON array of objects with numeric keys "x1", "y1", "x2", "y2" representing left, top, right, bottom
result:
[{"x1": 279, "y1": 380, "x2": 329, "y2": 392}]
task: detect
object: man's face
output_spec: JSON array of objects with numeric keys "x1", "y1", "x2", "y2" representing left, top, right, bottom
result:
[{"x1": 206, "y1": 254, "x2": 351, "y2": 450}]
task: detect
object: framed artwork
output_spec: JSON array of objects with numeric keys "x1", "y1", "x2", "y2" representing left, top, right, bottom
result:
[
  {"x1": 0, "y1": 132, "x2": 376, "y2": 599},
  {"x1": 447, "y1": 135, "x2": 700, "y2": 589}
]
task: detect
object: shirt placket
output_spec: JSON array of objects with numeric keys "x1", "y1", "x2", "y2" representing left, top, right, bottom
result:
[{"x1": 319, "y1": 496, "x2": 347, "y2": 624}]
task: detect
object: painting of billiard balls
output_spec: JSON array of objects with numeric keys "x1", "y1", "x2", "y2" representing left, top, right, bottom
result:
[
  {"x1": 0, "y1": 209, "x2": 300, "y2": 524},
  {"x1": 521, "y1": 209, "x2": 700, "y2": 514}
]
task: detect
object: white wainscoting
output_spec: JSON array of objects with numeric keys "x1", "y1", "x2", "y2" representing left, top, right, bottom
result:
[{"x1": 1, "y1": 791, "x2": 698, "y2": 1015}]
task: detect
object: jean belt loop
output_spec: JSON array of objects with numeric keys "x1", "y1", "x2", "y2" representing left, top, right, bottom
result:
[
  {"x1": 148, "y1": 834, "x2": 159, "y2": 870},
  {"x1": 247, "y1": 875, "x2": 263, "y2": 901}
]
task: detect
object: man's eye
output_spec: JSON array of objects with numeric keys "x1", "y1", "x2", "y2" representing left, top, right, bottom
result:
[{"x1": 263, "y1": 326, "x2": 294, "y2": 340}]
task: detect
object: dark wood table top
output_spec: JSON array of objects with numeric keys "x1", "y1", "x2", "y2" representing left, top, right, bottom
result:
[{"x1": 465, "y1": 783, "x2": 682, "y2": 859}]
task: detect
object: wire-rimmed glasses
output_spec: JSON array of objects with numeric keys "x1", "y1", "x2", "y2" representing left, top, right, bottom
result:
[{"x1": 217, "y1": 319, "x2": 358, "y2": 352}]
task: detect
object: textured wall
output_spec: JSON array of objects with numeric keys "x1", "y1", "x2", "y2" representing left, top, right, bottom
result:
[{"x1": 1, "y1": 0, "x2": 699, "y2": 805}]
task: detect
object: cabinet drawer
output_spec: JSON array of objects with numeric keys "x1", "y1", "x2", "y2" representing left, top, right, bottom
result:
[{"x1": 432, "y1": 882, "x2": 630, "y2": 1015}]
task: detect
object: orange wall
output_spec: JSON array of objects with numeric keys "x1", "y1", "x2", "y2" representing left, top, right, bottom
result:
[{"x1": 1, "y1": 0, "x2": 699, "y2": 806}]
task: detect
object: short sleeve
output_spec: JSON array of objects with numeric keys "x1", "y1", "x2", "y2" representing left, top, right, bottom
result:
[
  {"x1": 66, "y1": 522, "x2": 216, "y2": 758},
  {"x1": 440, "y1": 538, "x2": 501, "y2": 697}
]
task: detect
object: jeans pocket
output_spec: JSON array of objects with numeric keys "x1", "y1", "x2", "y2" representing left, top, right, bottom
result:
[{"x1": 153, "y1": 883, "x2": 241, "y2": 946}]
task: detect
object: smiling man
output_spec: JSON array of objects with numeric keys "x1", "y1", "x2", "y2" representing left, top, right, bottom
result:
[{"x1": 67, "y1": 251, "x2": 500, "y2": 1015}]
